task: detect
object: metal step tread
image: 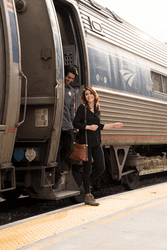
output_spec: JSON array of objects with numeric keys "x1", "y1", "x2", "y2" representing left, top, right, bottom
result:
[
  {"x1": 54, "y1": 190, "x2": 80, "y2": 200},
  {"x1": 61, "y1": 171, "x2": 68, "y2": 175}
]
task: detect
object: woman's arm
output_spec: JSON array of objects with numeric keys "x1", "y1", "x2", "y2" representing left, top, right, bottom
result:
[
  {"x1": 85, "y1": 125, "x2": 98, "y2": 131},
  {"x1": 103, "y1": 123, "x2": 123, "y2": 130},
  {"x1": 85, "y1": 122, "x2": 123, "y2": 131}
]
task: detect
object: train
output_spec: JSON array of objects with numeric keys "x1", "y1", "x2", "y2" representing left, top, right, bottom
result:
[{"x1": 1, "y1": 0, "x2": 167, "y2": 201}]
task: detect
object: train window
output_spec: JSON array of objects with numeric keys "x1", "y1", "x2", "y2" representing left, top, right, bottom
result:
[
  {"x1": 162, "y1": 76, "x2": 167, "y2": 94},
  {"x1": 0, "y1": 10, "x2": 5, "y2": 124},
  {"x1": 151, "y1": 72, "x2": 162, "y2": 92},
  {"x1": 151, "y1": 71, "x2": 167, "y2": 94}
]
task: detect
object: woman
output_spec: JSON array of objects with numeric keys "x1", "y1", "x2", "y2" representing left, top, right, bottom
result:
[{"x1": 73, "y1": 87, "x2": 123, "y2": 206}]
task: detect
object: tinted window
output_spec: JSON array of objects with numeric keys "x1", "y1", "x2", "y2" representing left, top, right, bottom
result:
[
  {"x1": 151, "y1": 72, "x2": 162, "y2": 92},
  {"x1": 151, "y1": 71, "x2": 167, "y2": 94}
]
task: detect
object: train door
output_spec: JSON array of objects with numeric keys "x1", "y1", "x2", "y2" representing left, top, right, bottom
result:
[
  {"x1": 52, "y1": 0, "x2": 89, "y2": 198},
  {"x1": 0, "y1": 0, "x2": 21, "y2": 194},
  {"x1": 11, "y1": 0, "x2": 79, "y2": 199}
]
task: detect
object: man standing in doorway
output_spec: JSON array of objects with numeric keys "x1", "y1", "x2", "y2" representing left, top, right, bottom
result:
[{"x1": 53, "y1": 65, "x2": 79, "y2": 189}]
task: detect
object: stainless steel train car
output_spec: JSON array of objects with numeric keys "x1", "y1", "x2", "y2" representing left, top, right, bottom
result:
[
  {"x1": 1, "y1": 0, "x2": 167, "y2": 201},
  {"x1": 0, "y1": 0, "x2": 22, "y2": 197}
]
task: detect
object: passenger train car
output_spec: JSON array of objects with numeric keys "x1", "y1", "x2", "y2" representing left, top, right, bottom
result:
[
  {"x1": 0, "y1": 0, "x2": 22, "y2": 196},
  {"x1": 1, "y1": 0, "x2": 167, "y2": 201}
]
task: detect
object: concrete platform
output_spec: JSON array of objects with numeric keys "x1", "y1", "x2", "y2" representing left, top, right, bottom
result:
[{"x1": 1, "y1": 183, "x2": 167, "y2": 250}]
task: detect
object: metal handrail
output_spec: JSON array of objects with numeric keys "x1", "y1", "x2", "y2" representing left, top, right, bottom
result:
[{"x1": 16, "y1": 71, "x2": 27, "y2": 127}]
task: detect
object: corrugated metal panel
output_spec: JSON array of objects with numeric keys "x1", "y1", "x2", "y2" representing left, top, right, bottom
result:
[
  {"x1": 78, "y1": 0, "x2": 167, "y2": 67},
  {"x1": 93, "y1": 85, "x2": 167, "y2": 146}
]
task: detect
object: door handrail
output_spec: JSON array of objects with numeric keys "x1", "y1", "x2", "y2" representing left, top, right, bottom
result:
[{"x1": 16, "y1": 71, "x2": 27, "y2": 127}]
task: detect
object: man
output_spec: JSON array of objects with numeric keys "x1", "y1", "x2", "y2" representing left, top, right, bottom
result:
[{"x1": 53, "y1": 65, "x2": 79, "y2": 189}]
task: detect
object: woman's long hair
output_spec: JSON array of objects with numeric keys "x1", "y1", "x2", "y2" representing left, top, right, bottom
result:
[{"x1": 81, "y1": 87, "x2": 100, "y2": 111}]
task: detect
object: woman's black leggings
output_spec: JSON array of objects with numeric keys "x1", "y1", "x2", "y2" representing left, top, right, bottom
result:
[{"x1": 83, "y1": 144, "x2": 105, "y2": 194}]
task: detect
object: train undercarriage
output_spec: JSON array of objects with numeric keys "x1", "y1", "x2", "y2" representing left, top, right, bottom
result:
[{"x1": 1, "y1": 144, "x2": 167, "y2": 201}]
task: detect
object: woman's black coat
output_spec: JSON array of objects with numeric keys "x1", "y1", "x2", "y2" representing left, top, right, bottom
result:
[{"x1": 73, "y1": 104, "x2": 104, "y2": 148}]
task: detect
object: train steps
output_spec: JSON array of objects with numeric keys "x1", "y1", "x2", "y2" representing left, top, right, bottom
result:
[{"x1": 27, "y1": 169, "x2": 80, "y2": 200}]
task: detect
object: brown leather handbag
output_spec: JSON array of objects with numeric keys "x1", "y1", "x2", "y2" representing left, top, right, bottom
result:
[{"x1": 70, "y1": 106, "x2": 88, "y2": 161}]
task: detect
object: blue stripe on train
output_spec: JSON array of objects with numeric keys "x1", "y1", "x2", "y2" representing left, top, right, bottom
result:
[
  {"x1": 8, "y1": 11, "x2": 19, "y2": 63},
  {"x1": 87, "y1": 47, "x2": 159, "y2": 99}
]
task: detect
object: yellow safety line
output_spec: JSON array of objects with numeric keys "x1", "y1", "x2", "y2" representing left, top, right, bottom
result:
[
  {"x1": 25, "y1": 197, "x2": 167, "y2": 250},
  {"x1": 1, "y1": 183, "x2": 167, "y2": 250},
  {"x1": 26, "y1": 197, "x2": 167, "y2": 250}
]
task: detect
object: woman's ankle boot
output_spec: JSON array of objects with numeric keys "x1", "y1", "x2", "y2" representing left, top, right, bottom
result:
[{"x1": 85, "y1": 194, "x2": 99, "y2": 206}]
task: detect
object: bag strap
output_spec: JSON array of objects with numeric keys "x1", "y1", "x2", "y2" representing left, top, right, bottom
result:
[
  {"x1": 73, "y1": 105, "x2": 88, "y2": 144},
  {"x1": 85, "y1": 106, "x2": 88, "y2": 146}
]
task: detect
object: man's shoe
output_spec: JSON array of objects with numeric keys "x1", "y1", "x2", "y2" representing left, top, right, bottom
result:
[{"x1": 85, "y1": 194, "x2": 99, "y2": 206}]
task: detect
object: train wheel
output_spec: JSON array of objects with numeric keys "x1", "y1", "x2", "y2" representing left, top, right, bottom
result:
[
  {"x1": 0, "y1": 188, "x2": 22, "y2": 201},
  {"x1": 123, "y1": 168, "x2": 139, "y2": 190}
]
